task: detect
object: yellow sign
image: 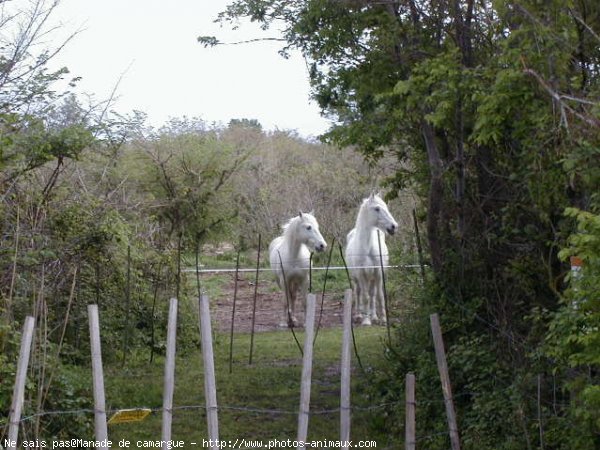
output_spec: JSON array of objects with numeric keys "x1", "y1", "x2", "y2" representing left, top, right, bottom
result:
[{"x1": 108, "y1": 408, "x2": 152, "y2": 424}]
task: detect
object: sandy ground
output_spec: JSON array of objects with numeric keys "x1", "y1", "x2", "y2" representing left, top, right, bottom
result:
[{"x1": 211, "y1": 272, "x2": 346, "y2": 333}]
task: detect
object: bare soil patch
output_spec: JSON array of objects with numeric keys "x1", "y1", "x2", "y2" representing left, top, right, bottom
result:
[{"x1": 211, "y1": 272, "x2": 345, "y2": 333}]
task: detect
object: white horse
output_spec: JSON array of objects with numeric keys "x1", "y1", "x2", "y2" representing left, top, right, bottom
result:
[
  {"x1": 269, "y1": 212, "x2": 327, "y2": 327},
  {"x1": 345, "y1": 193, "x2": 398, "y2": 325}
]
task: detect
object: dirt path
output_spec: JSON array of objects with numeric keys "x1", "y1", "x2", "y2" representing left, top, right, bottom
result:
[{"x1": 211, "y1": 272, "x2": 345, "y2": 333}]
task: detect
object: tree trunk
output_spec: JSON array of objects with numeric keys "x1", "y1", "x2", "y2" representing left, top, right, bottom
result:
[{"x1": 422, "y1": 121, "x2": 444, "y2": 275}]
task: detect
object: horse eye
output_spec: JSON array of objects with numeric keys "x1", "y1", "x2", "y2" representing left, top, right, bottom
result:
[
  {"x1": 375, "y1": 207, "x2": 380, "y2": 212},
  {"x1": 306, "y1": 225, "x2": 312, "y2": 230}
]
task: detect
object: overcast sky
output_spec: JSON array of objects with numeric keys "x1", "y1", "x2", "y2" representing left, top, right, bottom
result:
[{"x1": 48, "y1": 0, "x2": 331, "y2": 137}]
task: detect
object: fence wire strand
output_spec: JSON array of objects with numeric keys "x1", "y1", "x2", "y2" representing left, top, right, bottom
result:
[
  {"x1": 7, "y1": 250, "x2": 563, "y2": 446},
  {"x1": 16, "y1": 400, "x2": 402, "y2": 424},
  {"x1": 183, "y1": 263, "x2": 424, "y2": 274}
]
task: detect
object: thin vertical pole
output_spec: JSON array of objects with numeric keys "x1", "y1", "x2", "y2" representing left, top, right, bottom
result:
[
  {"x1": 7, "y1": 316, "x2": 35, "y2": 449},
  {"x1": 122, "y1": 243, "x2": 132, "y2": 367},
  {"x1": 412, "y1": 208, "x2": 426, "y2": 283},
  {"x1": 430, "y1": 313, "x2": 460, "y2": 450},
  {"x1": 376, "y1": 230, "x2": 391, "y2": 345},
  {"x1": 405, "y1": 373, "x2": 416, "y2": 450},
  {"x1": 195, "y1": 239, "x2": 203, "y2": 299},
  {"x1": 161, "y1": 298, "x2": 178, "y2": 448},
  {"x1": 88, "y1": 304, "x2": 109, "y2": 448},
  {"x1": 149, "y1": 263, "x2": 162, "y2": 363},
  {"x1": 6, "y1": 205, "x2": 20, "y2": 321},
  {"x1": 538, "y1": 374, "x2": 545, "y2": 450},
  {"x1": 176, "y1": 232, "x2": 182, "y2": 300},
  {"x1": 315, "y1": 238, "x2": 336, "y2": 344},
  {"x1": 297, "y1": 293, "x2": 316, "y2": 449},
  {"x1": 249, "y1": 234, "x2": 261, "y2": 365},
  {"x1": 199, "y1": 294, "x2": 219, "y2": 446},
  {"x1": 309, "y1": 252, "x2": 313, "y2": 293},
  {"x1": 338, "y1": 244, "x2": 365, "y2": 373},
  {"x1": 278, "y1": 250, "x2": 303, "y2": 356},
  {"x1": 95, "y1": 263, "x2": 101, "y2": 307},
  {"x1": 229, "y1": 252, "x2": 241, "y2": 374},
  {"x1": 340, "y1": 289, "x2": 353, "y2": 448}
]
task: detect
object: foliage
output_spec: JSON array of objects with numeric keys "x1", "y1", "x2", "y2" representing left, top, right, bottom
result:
[
  {"x1": 105, "y1": 326, "x2": 389, "y2": 444},
  {"x1": 1, "y1": 103, "x2": 388, "y2": 440},
  {"x1": 232, "y1": 127, "x2": 385, "y2": 247},
  {"x1": 130, "y1": 122, "x2": 247, "y2": 243},
  {"x1": 546, "y1": 208, "x2": 600, "y2": 444},
  {"x1": 212, "y1": 0, "x2": 600, "y2": 447},
  {"x1": 1, "y1": 0, "x2": 599, "y2": 445},
  {"x1": 0, "y1": 322, "x2": 92, "y2": 439}
]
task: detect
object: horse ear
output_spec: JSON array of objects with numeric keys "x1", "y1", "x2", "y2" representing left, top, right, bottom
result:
[
  {"x1": 298, "y1": 211, "x2": 303, "y2": 218},
  {"x1": 369, "y1": 191, "x2": 375, "y2": 200}
]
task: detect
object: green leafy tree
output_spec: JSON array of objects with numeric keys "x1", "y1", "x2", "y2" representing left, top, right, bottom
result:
[
  {"x1": 136, "y1": 122, "x2": 248, "y2": 244},
  {"x1": 547, "y1": 208, "x2": 600, "y2": 445},
  {"x1": 207, "y1": 1, "x2": 600, "y2": 447}
]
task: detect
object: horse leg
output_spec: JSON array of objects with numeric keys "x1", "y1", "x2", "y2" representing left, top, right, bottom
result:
[
  {"x1": 352, "y1": 279, "x2": 363, "y2": 323},
  {"x1": 375, "y1": 275, "x2": 386, "y2": 324},
  {"x1": 281, "y1": 279, "x2": 295, "y2": 329},
  {"x1": 289, "y1": 282, "x2": 298, "y2": 328},
  {"x1": 277, "y1": 275, "x2": 288, "y2": 328},
  {"x1": 361, "y1": 278, "x2": 372, "y2": 326},
  {"x1": 299, "y1": 281, "x2": 308, "y2": 327},
  {"x1": 370, "y1": 274, "x2": 381, "y2": 322},
  {"x1": 280, "y1": 287, "x2": 290, "y2": 328}
]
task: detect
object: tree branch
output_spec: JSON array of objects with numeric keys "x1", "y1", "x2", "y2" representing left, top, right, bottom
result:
[
  {"x1": 523, "y1": 68, "x2": 600, "y2": 128},
  {"x1": 198, "y1": 35, "x2": 286, "y2": 47}
]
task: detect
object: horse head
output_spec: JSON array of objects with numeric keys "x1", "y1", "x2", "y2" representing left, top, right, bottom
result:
[
  {"x1": 365, "y1": 192, "x2": 398, "y2": 235},
  {"x1": 296, "y1": 211, "x2": 327, "y2": 252}
]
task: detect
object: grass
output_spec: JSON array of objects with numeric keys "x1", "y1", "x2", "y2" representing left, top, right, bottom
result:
[
  {"x1": 8, "y1": 249, "x2": 414, "y2": 445},
  {"x1": 96, "y1": 249, "x2": 407, "y2": 446},
  {"x1": 103, "y1": 326, "x2": 393, "y2": 445}
]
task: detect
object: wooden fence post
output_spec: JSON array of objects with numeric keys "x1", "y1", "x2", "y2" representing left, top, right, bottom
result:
[
  {"x1": 7, "y1": 316, "x2": 35, "y2": 450},
  {"x1": 199, "y1": 294, "x2": 219, "y2": 447},
  {"x1": 430, "y1": 313, "x2": 461, "y2": 450},
  {"x1": 340, "y1": 289, "x2": 353, "y2": 448},
  {"x1": 297, "y1": 293, "x2": 316, "y2": 449},
  {"x1": 88, "y1": 304, "x2": 109, "y2": 449},
  {"x1": 405, "y1": 373, "x2": 416, "y2": 450},
  {"x1": 161, "y1": 298, "x2": 178, "y2": 448}
]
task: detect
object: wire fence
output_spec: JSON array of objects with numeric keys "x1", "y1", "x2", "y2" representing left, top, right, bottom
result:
[
  {"x1": 16, "y1": 390, "x2": 488, "y2": 424},
  {"x1": 11, "y1": 385, "x2": 556, "y2": 448},
  {"x1": 4, "y1": 326, "x2": 561, "y2": 449},
  {"x1": 183, "y1": 264, "x2": 425, "y2": 274},
  {"x1": 10, "y1": 401, "x2": 439, "y2": 450},
  {"x1": 18, "y1": 401, "x2": 398, "y2": 424},
  {"x1": 4, "y1": 244, "x2": 564, "y2": 449}
]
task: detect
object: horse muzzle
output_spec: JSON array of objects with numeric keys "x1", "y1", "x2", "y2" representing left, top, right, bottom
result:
[
  {"x1": 315, "y1": 242, "x2": 327, "y2": 252},
  {"x1": 387, "y1": 224, "x2": 397, "y2": 235}
]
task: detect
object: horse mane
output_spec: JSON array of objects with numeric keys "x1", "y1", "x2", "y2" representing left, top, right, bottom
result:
[
  {"x1": 356, "y1": 195, "x2": 374, "y2": 225},
  {"x1": 281, "y1": 215, "x2": 300, "y2": 236},
  {"x1": 355, "y1": 193, "x2": 388, "y2": 229},
  {"x1": 281, "y1": 213, "x2": 320, "y2": 241}
]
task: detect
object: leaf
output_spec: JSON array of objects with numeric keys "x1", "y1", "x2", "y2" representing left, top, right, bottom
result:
[{"x1": 197, "y1": 35, "x2": 220, "y2": 47}]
